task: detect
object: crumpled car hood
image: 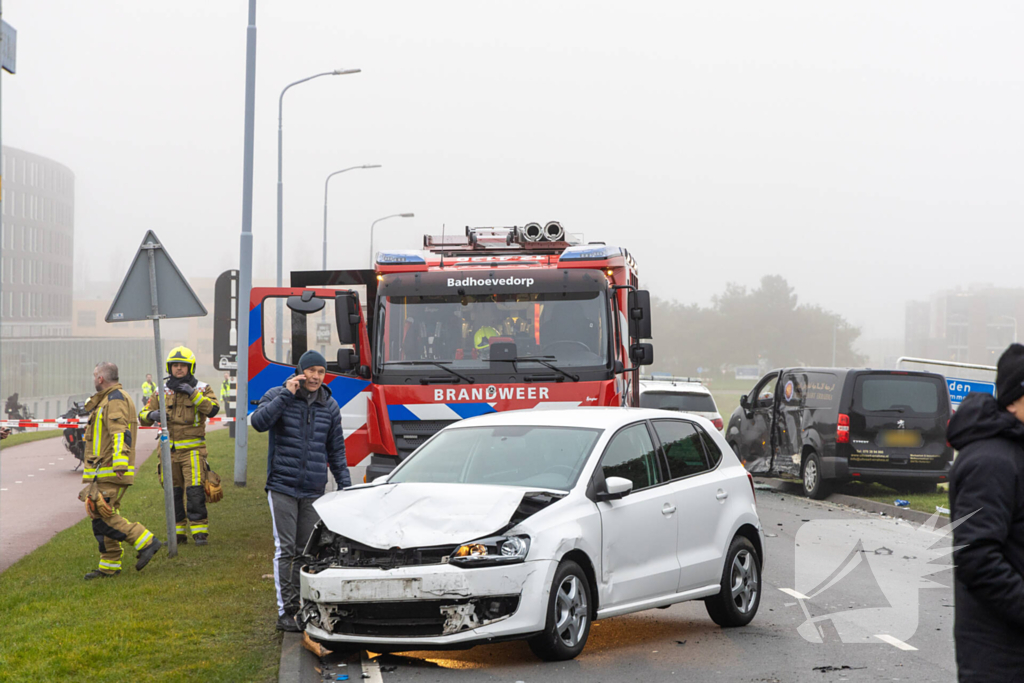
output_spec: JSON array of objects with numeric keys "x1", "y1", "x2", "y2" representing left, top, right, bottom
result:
[{"x1": 313, "y1": 483, "x2": 541, "y2": 550}]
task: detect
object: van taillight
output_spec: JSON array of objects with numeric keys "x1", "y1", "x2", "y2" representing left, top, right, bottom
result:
[
  {"x1": 712, "y1": 418, "x2": 724, "y2": 431},
  {"x1": 837, "y1": 413, "x2": 850, "y2": 443},
  {"x1": 747, "y1": 471, "x2": 756, "y2": 502}
]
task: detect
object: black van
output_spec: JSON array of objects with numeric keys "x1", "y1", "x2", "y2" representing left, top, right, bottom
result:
[{"x1": 725, "y1": 368, "x2": 954, "y2": 499}]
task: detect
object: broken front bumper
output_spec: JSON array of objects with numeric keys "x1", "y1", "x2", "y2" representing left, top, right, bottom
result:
[{"x1": 299, "y1": 559, "x2": 556, "y2": 647}]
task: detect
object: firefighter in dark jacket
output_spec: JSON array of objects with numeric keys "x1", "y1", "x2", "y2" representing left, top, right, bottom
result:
[
  {"x1": 947, "y1": 343, "x2": 1024, "y2": 683},
  {"x1": 139, "y1": 346, "x2": 220, "y2": 546},
  {"x1": 251, "y1": 349, "x2": 350, "y2": 632}
]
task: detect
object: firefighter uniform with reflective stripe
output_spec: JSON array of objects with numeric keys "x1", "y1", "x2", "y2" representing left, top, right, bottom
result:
[
  {"x1": 139, "y1": 381, "x2": 219, "y2": 541},
  {"x1": 142, "y1": 379, "x2": 157, "y2": 401},
  {"x1": 83, "y1": 383, "x2": 155, "y2": 575}
]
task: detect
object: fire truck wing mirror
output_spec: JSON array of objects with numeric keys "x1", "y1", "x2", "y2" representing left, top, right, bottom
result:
[
  {"x1": 336, "y1": 348, "x2": 356, "y2": 374},
  {"x1": 629, "y1": 343, "x2": 654, "y2": 366},
  {"x1": 286, "y1": 291, "x2": 325, "y2": 314},
  {"x1": 627, "y1": 290, "x2": 652, "y2": 340},
  {"x1": 335, "y1": 292, "x2": 361, "y2": 345}
]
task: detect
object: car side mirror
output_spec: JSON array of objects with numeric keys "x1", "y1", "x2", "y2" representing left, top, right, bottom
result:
[
  {"x1": 629, "y1": 343, "x2": 654, "y2": 366},
  {"x1": 596, "y1": 476, "x2": 633, "y2": 502},
  {"x1": 739, "y1": 394, "x2": 749, "y2": 409}
]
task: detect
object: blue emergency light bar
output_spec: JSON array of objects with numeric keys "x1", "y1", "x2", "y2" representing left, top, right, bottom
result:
[
  {"x1": 557, "y1": 244, "x2": 622, "y2": 262},
  {"x1": 376, "y1": 251, "x2": 427, "y2": 265}
]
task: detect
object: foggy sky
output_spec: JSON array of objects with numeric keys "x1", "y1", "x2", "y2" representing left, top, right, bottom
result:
[{"x1": 5, "y1": 1, "x2": 1022, "y2": 341}]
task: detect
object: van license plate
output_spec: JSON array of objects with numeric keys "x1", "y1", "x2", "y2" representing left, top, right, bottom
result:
[{"x1": 880, "y1": 430, "x2": 922, "y2": 448}]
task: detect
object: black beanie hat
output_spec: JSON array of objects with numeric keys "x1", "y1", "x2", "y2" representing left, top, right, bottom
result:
[
  {"x1": 298, "y1": 349, "x2": 327, "y2": 372},
  {"x1": 996, "y1": 343, "x2": 1024, "y2": 408}
]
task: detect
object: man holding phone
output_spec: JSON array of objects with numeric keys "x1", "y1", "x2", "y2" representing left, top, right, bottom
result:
[{"x1": 251, "y1": 349, "x2": 350, "y2": 632}]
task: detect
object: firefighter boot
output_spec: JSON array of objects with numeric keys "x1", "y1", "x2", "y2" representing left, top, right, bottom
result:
[
  {"x1": 135, "y1": 537, "x2": 163, "y2": 571},
  {"x1": 84, "y1": 570, "x2": 120, "y2": 580},
  {"x1": 193, "y1": 533, "x2": 209, "y2": 546}
]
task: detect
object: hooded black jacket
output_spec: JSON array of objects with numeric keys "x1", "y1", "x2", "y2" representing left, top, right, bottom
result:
[
  {"x1": 947, "y1": 392, "x2": 1024, "y2": 682},
  {"x1": 251, "y1": 380, "x2": 351, "y2": 499}
]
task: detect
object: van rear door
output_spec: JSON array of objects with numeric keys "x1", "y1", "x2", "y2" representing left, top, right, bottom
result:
[{"x1": 846, "y1": 372, "x2": 952, "y2": 471}]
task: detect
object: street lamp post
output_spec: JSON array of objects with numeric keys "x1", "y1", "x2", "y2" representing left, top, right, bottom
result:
[
  {"x1": 369, "y1": 213, "x2": 415, "y2": 267},
  {"x1": 323, "y1": 165, "x2": 381, "y2": 270},
  {"x1": 275, "y1": 68, "x2": 360, "y2": 361}
]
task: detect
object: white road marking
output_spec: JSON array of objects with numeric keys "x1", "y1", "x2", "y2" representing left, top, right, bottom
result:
[
  {"x1": 58, "y1": 457, "x2": 64, "y2": 460},
  {"x1": 779, "y1": 587, "x2": 810, "y2": 600},
  {"x1": 38, "y1": 468, "x2": 45, "y2": 471},
  {"x1": 0, "y1": 488, "x2": 7, "y2": 491},
  {"x1": 875, "y1": 634, "x2": 917, "y2": 651},
  {"x1": 361, "y1": 652, "x2": 384, "y2": 683},
  {"x1": 15, "y1": 481, "x2": 22, "y2": 484},
  {"x1": 27, "y1": 475, "x2": 34, "y2": 478},
  {"x1": 48, "y1": 462, "x2": 54, "y2": 465}
]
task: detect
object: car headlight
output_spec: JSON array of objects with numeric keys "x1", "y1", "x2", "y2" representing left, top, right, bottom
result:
[{"x1": 449, "y1": 535, "x2": 531, "y2": 567}]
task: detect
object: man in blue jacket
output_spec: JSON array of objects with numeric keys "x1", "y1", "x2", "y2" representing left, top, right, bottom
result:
[{"x1": 252, "y1": 349, "x2": 351, "y2": 632}]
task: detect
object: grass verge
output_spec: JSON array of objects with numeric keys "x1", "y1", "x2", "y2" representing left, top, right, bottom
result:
[
  {"x1": 0, "y1": 428, "x2": 64, "y2": 450},
  {"x1": 0, "y1": 428, "x2": 282, "y2": 683},
  {"x1": 835, "y1": 480, "x2": 950, "y2": 515}
]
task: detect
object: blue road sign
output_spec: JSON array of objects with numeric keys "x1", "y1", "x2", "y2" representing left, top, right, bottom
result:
[{"x1": 947, "y1": 377, "x2": 996, "y2": 407}]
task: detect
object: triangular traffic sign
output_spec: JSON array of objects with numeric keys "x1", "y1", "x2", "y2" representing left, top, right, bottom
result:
[{"x1": 105, "y1": 230, "x2": 207, "y2": 322}]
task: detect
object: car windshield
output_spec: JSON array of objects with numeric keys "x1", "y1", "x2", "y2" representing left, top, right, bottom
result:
[
  {"x1": 377, "y1": 290, "x2": 609, "y2": 369},
  {"x1": 640, "y1": 391, "x2": 717, "y2": 412},
  {"x1": 388, "y1": 425, "x2": 603, "y2": 491}
]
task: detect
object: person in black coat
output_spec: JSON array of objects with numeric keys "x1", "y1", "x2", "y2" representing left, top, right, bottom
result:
[
  {"x1": 252, "y1": 349, "x2": 351, "y2": 632},
  {"x1": 947, "y1": 343, "x2": 1024, "y2": 683}
]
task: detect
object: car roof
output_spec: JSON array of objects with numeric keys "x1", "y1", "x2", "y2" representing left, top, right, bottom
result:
[
  {"x1": 639, "y1": 380, "x2": 711, "y2": 395},
  {"x1": 448, "y1": 407, "x2": 699, "y2": 431}
]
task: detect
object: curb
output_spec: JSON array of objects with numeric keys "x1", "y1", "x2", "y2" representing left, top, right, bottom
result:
[
  {"x1": 756, "y1": 477, "x2": 951, "y2": 528},
  {"x1": 278, "y1": 632, "x2": 321, "y2": 683}
]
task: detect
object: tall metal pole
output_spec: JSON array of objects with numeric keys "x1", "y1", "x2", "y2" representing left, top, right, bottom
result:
[
  {"x1": 322, "y1": 164, "x2": 380, "y2": 270},
  {"x1": 144, "y1": 243, "x2": 178, "y2": 559},
  {"x1": 234, "y1": 0, "x2": 258, "y2": 487},
  {"x1": 369, "y1": 213, "x2": 415, "y2": 267},
  {"x1": 0, "y1": 0, "x2": 6, "y2": 564},
  {"x1": 275, "y1": 69, "x2": 360, "y2": 362}
]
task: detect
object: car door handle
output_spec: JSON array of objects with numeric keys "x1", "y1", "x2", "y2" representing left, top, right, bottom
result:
[
  {"x1": 716, "y1": 490, "x2": 728, "y2": 501},
  {"x1": 662, "y1": 505, "x2": 677, "y2": 515}
]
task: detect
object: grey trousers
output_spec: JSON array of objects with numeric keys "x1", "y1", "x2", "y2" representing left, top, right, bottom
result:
[{"x1": 268, "y1": 490, "x2": 320, "y2": 617}]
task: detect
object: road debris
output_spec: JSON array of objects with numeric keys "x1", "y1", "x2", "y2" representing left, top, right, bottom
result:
[
  {"x1": 302, "y1": 632, "x2": 332, "y2": 658},
  {"x1": 812, "y1": 665, "x2": 867, "y2": 673},
  {"x1": 894, "y1": 499, "x2": 910, "y2": 507}
]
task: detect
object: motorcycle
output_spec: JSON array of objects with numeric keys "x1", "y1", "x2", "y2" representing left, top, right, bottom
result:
[{"x1": 61, "y1": 401, "x2": 89, "y2": 471}]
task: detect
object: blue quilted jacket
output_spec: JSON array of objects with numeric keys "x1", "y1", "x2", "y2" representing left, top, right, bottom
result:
[{"x1": 251, "y1": 380, "x2": 351, "y2": 498}]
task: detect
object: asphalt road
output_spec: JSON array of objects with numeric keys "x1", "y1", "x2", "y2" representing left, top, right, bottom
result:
[{"x1": 310, "y1": 490, "x2": 958, "y2": 683}]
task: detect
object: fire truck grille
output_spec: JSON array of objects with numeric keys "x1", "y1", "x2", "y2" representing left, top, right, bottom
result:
[{"x1": 391, "y1": 420, "x2": 458, "y2": 459}]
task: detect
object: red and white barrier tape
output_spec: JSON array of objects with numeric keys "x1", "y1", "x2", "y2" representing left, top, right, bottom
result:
[{"x1": 1, "y1": 417, "x2": 236, "y2": 430}]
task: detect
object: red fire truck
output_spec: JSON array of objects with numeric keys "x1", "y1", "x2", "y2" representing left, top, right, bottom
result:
[{"x1": 245, "y1": 222, "x2": 653, "y2": 480}]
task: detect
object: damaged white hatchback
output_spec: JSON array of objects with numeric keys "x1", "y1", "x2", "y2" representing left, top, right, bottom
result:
[{"x1": 299, "y1": 408, "x2": 764, "y2": 661}]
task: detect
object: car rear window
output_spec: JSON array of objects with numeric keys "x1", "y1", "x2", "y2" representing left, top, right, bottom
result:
[
  {"x1": 640, "y1": 391, "x2": 717, "y2": 413},
  {"x1": 854, "y1": 375, "x2": 943, "y2": 415}
]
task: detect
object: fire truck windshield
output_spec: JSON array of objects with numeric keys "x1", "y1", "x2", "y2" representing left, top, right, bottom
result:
[{"x1": 375, "y1": 290, "x2": 610, "y2": 377}]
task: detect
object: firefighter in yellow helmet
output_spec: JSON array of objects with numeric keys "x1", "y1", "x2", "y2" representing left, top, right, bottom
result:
[
  {"x1": 81, "y1": 361, "x2": 162, "y2": 579},
  {"x1": 139, "y1": 346, "x2": 220, "y2": 546}
]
